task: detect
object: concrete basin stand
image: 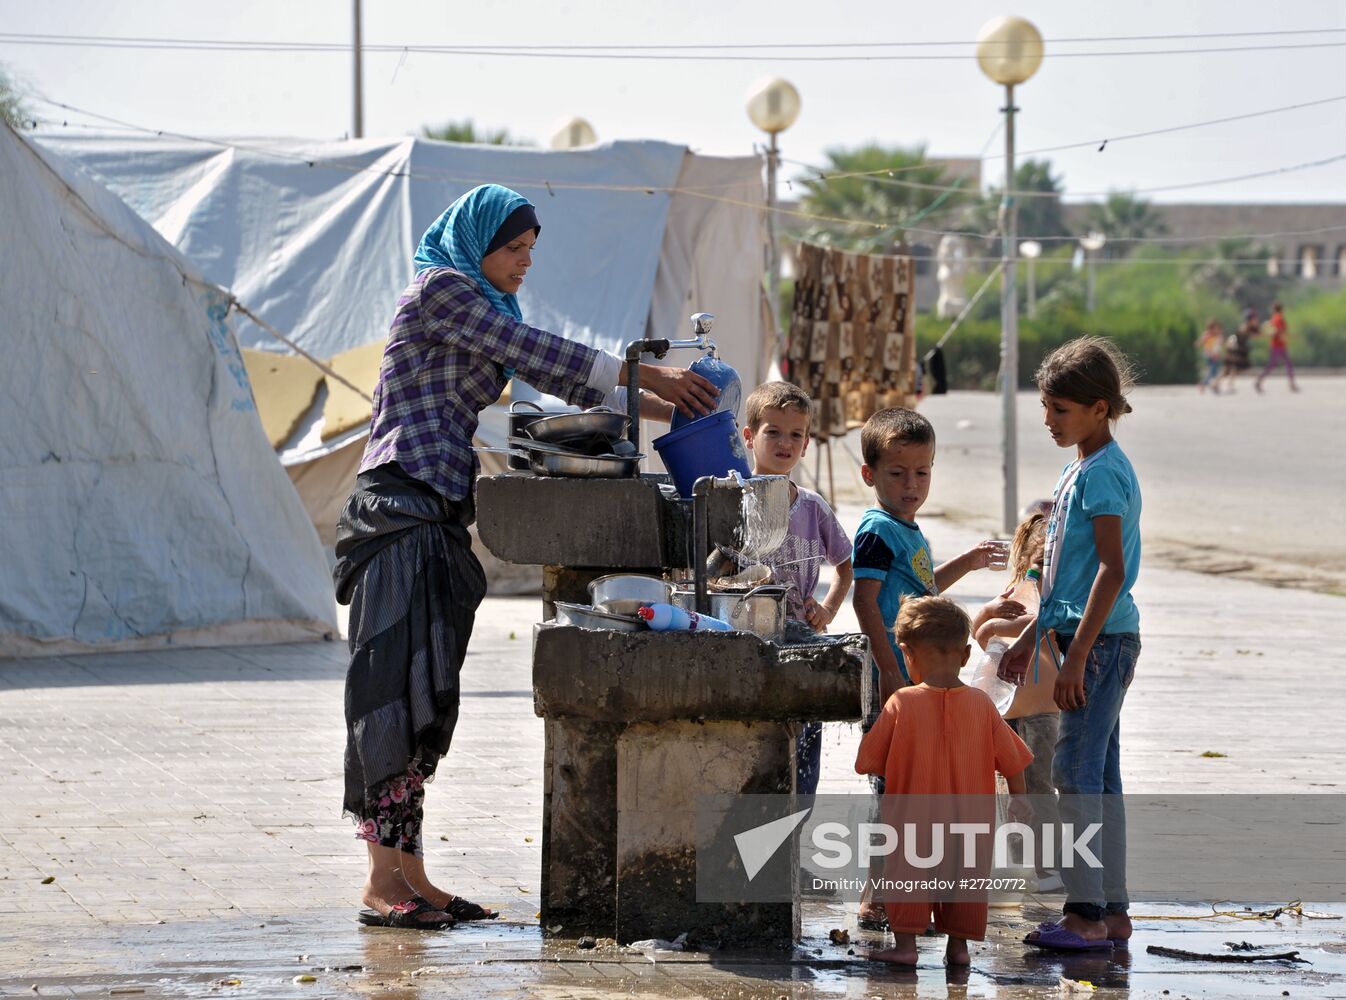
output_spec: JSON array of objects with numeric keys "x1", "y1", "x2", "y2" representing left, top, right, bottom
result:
[{"x1": 476, "y1": 473, "x2": 868, "y2": 948}]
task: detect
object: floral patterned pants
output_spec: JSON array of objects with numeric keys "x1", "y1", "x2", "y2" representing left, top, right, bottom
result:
[{"x1": 354, "y1": 764, "x2": 428, "y2": 856}]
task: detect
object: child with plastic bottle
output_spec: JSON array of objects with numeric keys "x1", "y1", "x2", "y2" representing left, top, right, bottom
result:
[{"x1": 970, "y1": 512, "x2": 1063, "y2": 891}]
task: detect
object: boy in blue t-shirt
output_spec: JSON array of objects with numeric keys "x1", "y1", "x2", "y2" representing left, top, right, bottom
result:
[{"x1": 851, "y1": 408, "x2": 1019, "y2": 710}]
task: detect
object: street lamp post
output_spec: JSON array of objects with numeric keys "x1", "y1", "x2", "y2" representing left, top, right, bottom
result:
[
  {"x1": 745, "y1": 77, "x2": 801, "y2": 370},
  {"x1": 352, "y1": 0, "x2": 363, "y2": 138},
  {"x1": 1080, "y1": 231, "x2": 1107, "y2": 313},
  {"x1": 977, "y1": 16, "x2": 1043, "y2": 535},
  {"x1": 1020, "y1": 240, "x2": 1042, "y2": 319}
]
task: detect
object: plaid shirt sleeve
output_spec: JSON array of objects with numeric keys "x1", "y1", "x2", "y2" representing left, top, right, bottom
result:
[{"x1": 420, "y1": 269, "x2": 614, "y2": 404}]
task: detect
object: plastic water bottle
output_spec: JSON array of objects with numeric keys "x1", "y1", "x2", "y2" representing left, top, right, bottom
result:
[
  {"x1": 668, "y1": 354, "x2": 742, "y2": 431},
  {"x1": 637, "y1": 603, "x2": 734, "y2": 632},
  {"x1": 971, "y1": 638, "x2": 1018, "y2": 715}
]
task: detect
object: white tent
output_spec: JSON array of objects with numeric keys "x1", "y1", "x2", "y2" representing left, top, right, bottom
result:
[
  {"x1": 38, "y1": 133, "x2": 769, "y2": 557},
  {"x1": 0, "y1": 124, "x2": 337, "y2": 656}
]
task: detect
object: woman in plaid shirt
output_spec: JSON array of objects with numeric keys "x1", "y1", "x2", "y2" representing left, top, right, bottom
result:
[{"x1": 335, "y1": 184, "x2": 716, "y2": 928}]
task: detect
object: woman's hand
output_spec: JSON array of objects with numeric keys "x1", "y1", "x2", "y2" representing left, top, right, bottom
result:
[{"x1": 637, "y1": 363, "x2": 719, "y2": 419}]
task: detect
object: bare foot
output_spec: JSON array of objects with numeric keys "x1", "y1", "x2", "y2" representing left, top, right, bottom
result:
[
  {"x1": 869, "y1": 945, "x2": 918, "y2": 965},
  {"x1": 1103, "y1": 912, "x2": 1132, "y2": 942},
  {"x1": 870, "y1": 932, "x2": 918, "y2": 964},
  {"x1": 363, "y1": 844, "x2": 453, "y2": 927},
  {"x1": 945, "y1": 936, "x2": 970, "y2": 965}
]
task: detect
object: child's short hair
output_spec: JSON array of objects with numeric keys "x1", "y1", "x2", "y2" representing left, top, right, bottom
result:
[
  {"x1": 1009, "y1": 512, "x2": 1047, "y2": 580},
  {"x1": 860, "y1": 407, "x2": 935, "y2": 467},
  {"x1": 744, "y1": 381, "x2": 813, "y2": 432},
  {"x1": 1034, "y1": 336, "x2": 1136, "y2": 421},
  {"x1": 895, "y1": 596, "x2": 970, "y2": 651}
]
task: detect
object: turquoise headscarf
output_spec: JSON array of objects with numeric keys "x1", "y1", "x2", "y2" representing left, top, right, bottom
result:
[{"x1": 414, "y1": 183, "x2": 535, "y2": 323}]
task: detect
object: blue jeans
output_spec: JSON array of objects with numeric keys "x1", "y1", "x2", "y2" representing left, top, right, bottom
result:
[
  {"x1": 796, "y1": 722, "x2": 822, "y2": 797},
  {"x1": 1052, "y1": 632, "x2": 1140, "y2": 921}
]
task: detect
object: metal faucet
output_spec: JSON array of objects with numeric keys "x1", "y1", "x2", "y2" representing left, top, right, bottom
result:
[
  {"x1": 664, "y1": 312, "x2": 717, "y2": 356},
  {"x1": 622, "y1": 312, "x2": 718, "y2": 457}
]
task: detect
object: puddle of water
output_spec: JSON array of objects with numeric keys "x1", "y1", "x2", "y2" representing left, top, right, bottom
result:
[{"x1": 5, "y1": 902, "x2": 1346, "y2": 999}]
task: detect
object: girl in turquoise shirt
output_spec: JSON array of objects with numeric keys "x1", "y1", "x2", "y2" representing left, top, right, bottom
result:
[{"x1": 1001, "y1": 337, "x2": 1142, "y2": 954}]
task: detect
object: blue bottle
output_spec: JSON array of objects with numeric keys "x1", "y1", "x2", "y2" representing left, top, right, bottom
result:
[{"x1": 668, "y1": 353, "x2": 742, "y2": 432}]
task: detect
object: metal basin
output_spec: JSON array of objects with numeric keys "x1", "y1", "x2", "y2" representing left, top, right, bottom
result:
[
  {"x1": 530, "y1": 451, "x2": 642, "y2": 479},
  {"x1": 588, "y1": 574, "x2": 674, "y2": 616},
  {"x1": 524, "y1": 406, "x2": 631, "y2": 446},
  {"x1": 552, "y1": 601, "x2": 646, "y2": 632},
  {"x1": 672, "y1": 584, "x2": 789, "y2": 640}
]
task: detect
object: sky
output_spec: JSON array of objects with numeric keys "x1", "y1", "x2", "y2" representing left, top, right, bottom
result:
[{"x1": 3, "y1": 0, "x2": 1346, "y2": 205}]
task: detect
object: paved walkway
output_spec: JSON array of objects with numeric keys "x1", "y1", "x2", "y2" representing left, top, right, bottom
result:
[
  {"x1": 815, "y1": 379, "x2": 1346, "y2": 595},
  {"x1": 2, "y1": 515, "x2": 1344, "y2": 997}
]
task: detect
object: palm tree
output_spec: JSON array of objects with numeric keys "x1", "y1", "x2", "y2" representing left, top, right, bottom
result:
[
  {"x1": 975, "y1": 158, "x2": 1069, "y2": 241},
  {"x1": 1082, "y1": 192, "x2": 1168, "y2": 256},
  {"x1": 421, "y1": 120, "x2": 531, "y2": 146},
  {"x1": 1187, "y1": 239, "x2": 1286, "y2": 309},
  {"x1": 794, "y1": 144, "x2": 972, "y2": 254}
]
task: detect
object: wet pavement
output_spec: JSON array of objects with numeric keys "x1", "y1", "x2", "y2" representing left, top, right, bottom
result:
[
  {"x1": 7, "y1": 900, "x2": 1346, "y2": 998},
  {"x1": 3, "y1": 515, "x2": 1345, "y2": 997}
]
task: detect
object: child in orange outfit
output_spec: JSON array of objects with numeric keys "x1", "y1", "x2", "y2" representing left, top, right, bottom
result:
[{"x1": 855, "y1": 596, "x2": 1034, "y2": 966}]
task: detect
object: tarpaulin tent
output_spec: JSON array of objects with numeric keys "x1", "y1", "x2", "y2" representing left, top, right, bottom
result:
[
  {"x1": 39, "y1": 133, "x2": 769, "y2": 564},
  {"x1": 0, "y1": 124, "x2": 336, "y2": 655}
]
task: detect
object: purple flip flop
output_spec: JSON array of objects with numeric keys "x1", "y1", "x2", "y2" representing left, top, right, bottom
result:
[{"x1": 1024, "y1": 921, "x2": 1114, "y2": 952}]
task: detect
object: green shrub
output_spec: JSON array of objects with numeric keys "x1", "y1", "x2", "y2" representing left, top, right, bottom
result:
[
  {"x1": 788, "y1": 253, "x2": 1346, "y2": 386},
  {"x1": 915, "y1": 304, "x2": 1198, "y2": 389}
]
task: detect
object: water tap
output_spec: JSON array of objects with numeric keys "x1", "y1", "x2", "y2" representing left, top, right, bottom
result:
[{"x1": 666, "y1": 312, "x2": 717, "y2": 356}]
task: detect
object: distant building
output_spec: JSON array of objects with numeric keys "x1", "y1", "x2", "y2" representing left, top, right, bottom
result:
[
  {"x1": 1064, "y1": 202, "x2": 1346, "y2": 285},
  {"x1": 779, "y1": 161, "x2": 1346, "y2": 316}
]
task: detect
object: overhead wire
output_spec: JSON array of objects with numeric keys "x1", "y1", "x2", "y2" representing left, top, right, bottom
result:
[
  {"x1": 27, "y1": 98, "x2": 1346, "y2": 253},
  {"x1": 775, "y1": 92, "x2": 1346, "y2": 193},
  {"x1": 8, "y1": 27, "x2": 1346, "y2": 51},
  {"x1": 5, "y1": 30, "x2": 1346, "y2": 60}
]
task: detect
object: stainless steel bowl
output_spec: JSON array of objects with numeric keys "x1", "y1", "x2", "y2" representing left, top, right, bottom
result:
[
  {"x1": 671, "y1": 584, "x2": 789, "y2": 640},
  {"x1": 530, "y1": 451, "x2": 642, "y2": 479},
  {"x1": 552, "y1": 601, "x2": 646, "y2": 632},
  {"x1": 525, "y1": 407, "x2": 631, "y2": 446},
  {"x1": 588, "y1": 574, "x2": 674, "y2": 616}
]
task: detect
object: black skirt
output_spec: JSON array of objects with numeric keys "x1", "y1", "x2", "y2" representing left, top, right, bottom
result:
[{"x1": 333, "y1": 464, "x2": 487, "y2": 818}]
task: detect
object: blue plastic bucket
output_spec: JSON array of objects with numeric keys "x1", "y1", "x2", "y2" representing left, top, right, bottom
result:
[{"x1": 653, "y1": 410, "x2": 753, "y2": 498}]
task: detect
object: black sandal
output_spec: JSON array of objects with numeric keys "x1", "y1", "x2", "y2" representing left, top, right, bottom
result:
[
  {"x1": 358, "y1": 896, "x2": 455, "y2": 929},
  {"x1": 443, "y1": 895, "x2": 499, "y2": 921}
]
